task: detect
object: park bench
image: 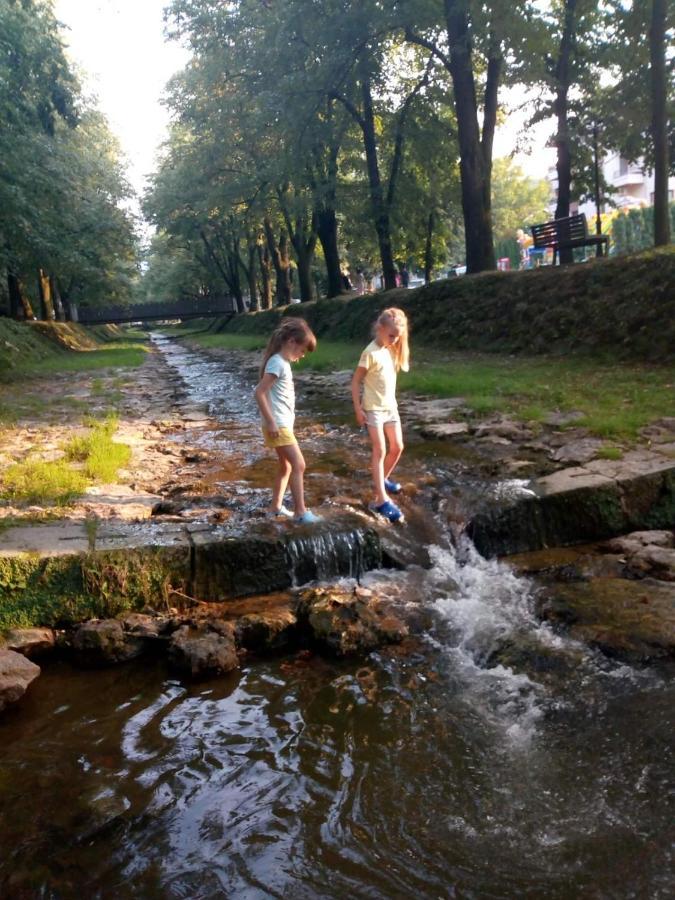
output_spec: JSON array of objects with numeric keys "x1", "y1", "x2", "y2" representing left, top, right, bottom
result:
[{"x1": 530, "y1": 213, "x2": 609, "y2": 264}]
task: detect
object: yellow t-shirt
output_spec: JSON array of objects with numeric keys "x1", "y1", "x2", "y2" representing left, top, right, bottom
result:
[{"x1": 358, "y1": 340, "x2": 397, "y2": 410}]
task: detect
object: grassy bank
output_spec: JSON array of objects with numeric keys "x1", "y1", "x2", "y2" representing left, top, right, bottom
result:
[
  {"x1": 182, "y1": 331, "x2": 675, "y2": 442},
  {"x1": 0, "y1": 320, "x2": 148, "y2": 381},
  {"x1": 217, "y1": 246, "x2": 675, "y2": 360}
]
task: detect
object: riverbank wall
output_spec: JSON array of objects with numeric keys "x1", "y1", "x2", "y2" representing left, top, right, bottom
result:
[{"x1": 220, "y1": 247, "x2": 675, "y2": 360}]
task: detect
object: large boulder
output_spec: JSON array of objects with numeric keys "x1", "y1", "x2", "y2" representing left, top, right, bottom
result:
[
  {"x1": 235, "y1": 608, "x2": 298, "y2": 653},
  {"x1": 167, "y1": 620, "x2": 239, "y2": 677},
  {"x1": 5, "y1": 627, "x2": 56, "y2": 659},
  {"x1": 71, "y1": 619, "x2": 146, "y2": 667},
  {"x1": 0, "y1": 649, "x2": 40, "y2": 712},
  {"x1": 296, "y1": 586, "x2": 408, "y2": 657}
]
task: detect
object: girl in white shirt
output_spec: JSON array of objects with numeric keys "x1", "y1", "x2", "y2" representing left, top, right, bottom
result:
[
  {"x1": 254, "y1": 318, "x2": 322, "y2": 524},
  {"x1": 351, "y1": 307, "x2": 410, "y2": 523}
]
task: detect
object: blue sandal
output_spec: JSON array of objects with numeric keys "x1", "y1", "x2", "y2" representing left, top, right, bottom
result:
[
  {"x1": 384, "y1": 478, "x2": 402, "y2": 494},
  {"x1": 374, "y1": 500, "x2": 403, "y2": 523},
  {"x1": 294, "y1": 510, "x2": 323, "y2": 524}
]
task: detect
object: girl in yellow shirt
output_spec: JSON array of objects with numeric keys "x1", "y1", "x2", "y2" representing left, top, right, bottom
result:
[{"x1": 351, "y1": 307, "x2": 410, "y2": 523}]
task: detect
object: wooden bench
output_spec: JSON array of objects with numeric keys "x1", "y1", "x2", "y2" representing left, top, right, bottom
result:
[{"x1": 530, "y1": 213, "x2": 609, "y2": 264}]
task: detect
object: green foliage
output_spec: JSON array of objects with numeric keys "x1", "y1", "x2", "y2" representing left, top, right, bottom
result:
[
  {"x1": 610, "y1": 203, "x2": 675, "y2": 255},
  {"x1": 0, "y1": 0, "x2": 139, "y2": 317}
]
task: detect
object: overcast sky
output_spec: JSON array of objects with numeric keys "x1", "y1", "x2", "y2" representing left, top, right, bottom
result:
[{"x1": 54, "y1": 1, "x2": 553, "y2": 205}]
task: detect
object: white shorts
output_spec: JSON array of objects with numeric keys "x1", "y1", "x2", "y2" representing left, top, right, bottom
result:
[{"x1": 364, "y1": 408, "x2": 400, "y2": 428}]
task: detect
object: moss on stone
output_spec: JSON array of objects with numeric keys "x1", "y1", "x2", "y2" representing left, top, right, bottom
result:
[{"x1": 0, "y1": 545, "x2": 190, "y2": 635}]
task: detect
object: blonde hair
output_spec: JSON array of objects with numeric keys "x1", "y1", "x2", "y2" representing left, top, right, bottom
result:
[
  {"x1": 376, "y1": 307, "x2": 410, "y2": 372},
  {"x1": 259, "y1": 317, "x2": 317, "y2": 377}
]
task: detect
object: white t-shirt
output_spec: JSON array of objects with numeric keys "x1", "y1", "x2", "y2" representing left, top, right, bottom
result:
[
  {"x1": 358, "y1": 340, "x2": 397, "y2": 411},
  {"x1": 264, "y1": 352, "x2": 295, "y2": 428}
]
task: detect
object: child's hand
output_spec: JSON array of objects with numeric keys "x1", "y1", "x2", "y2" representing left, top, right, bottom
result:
[
  {"x1": 266, "y1": 419, "x2": 279, "y2": 437},
  {"x1": 355, "y1": 407, "x2": 367, "y2": 427}
]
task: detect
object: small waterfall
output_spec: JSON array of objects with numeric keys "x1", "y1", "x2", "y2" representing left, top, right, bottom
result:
[{"x1": 285, "y1": 527, "x2": 376, "y2": 587}]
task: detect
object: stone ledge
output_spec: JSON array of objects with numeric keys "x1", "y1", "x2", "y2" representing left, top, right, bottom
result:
[{"x1": 468, "y1": 458, "x2": 675, "y2": 557}]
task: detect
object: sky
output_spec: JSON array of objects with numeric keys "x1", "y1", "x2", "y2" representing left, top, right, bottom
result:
[
  {"x1": 54, "y1": 0, "x2": 189, "y2": 200},
  {"x1": 54, "y1": 1, "x2": 554, "y2": 205}
]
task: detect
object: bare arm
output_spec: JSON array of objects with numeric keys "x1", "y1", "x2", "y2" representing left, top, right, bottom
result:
[
  {"x1": 351, "y1": 366, "x2": 367, "y2": 426},
  {"x1": 254, "y1": 372, "x2": 279, "y2": 436}
]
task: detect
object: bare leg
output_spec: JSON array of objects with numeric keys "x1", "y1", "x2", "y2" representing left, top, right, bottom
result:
[
  {"x1": 271, "y1": 449, "x2": 292, "y2": 510},
  {"x1": 368, "y1": 424, "x2": 388, "y2": 505},
  {"x1": 277, "y1": 443, "x2": 307, "y2": 514},
  {"x1": 382, "y1": 420, "x2": 404, "y2": 481}
]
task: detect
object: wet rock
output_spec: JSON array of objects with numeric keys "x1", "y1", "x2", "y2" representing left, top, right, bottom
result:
[
  {"x1": 605, "y1": 530, "x2": 674, "y2": 552},
  {"x1": 168, "y1": 620, "x2": 238, "y2": 677},
  {"x1": 235, "y1": 608, "x2": 298, "y2": 652},
  {"x1": 536, "y1": 577, "x2": 675, "y2": 662},
  {"x1": 71, "y1": 619, "x2": 147, "y2": 667},
  {"x1": 0, "y1": 649, "x2": 40, "y2": 712},
  {"x1": 484, "y1": 634, "x2": 586, "y2": 677},
  {"x1": 418, "y1": 422, "x2": 469, "y2": 439},
  {"x1": 296, "y1": 586, "x2": 408, "y2": 656},
  {"x1": 120, "y1": 613, "x2": 172, "y2": 639},
  {"x1": 626, "y1": 546, "x2": 675, "y2": 582},
  {"x1": 551, "y1": 438, "x2": 604, "y2": 464},
  {"x1": 5, "y1": 627, "x2": 56, "y2": 659},
  {"x1": 474, "y1": 419, "x2": 534, "y2": 441}
]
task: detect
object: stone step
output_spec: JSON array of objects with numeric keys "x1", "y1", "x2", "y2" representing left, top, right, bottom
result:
[
  {"x1": 467, "y1": 452, "x2": 675, "y2": 557},
  {"x1": 0, "y1": 514, "x2": 383, "y2": 631}
]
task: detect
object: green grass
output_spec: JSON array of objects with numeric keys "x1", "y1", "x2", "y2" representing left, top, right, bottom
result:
[
  {"x1": 64, "y1": 415, "x2": 131, "y2": 482},
  {"x1": 1, "y1": 415, "x2": 131, "y2": 506},
  {"x1": 1, "y1": 459, "x2": 89, "y2": 506}
]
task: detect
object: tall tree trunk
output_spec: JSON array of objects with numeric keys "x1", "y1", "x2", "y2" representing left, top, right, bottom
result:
[
  {"x1": 7, "y1": 271, "x2": 22, "y2": 319},
  {"x1": 553, "y1": 0, "x2": 577, "y2": 263},
  {"x1": 246, "y1": 235, "x2": 259, "y2": 311},
  {"x1": 257, "y1": 240, "x2": 273, "y2": 310},
  {"x1": 360, "y1": 66, "x2": 397, "y2": 290},
  {"x1": 424, "y1": 210, "x2": 435, "y2": 284},
  {"x1": 200, "y1": 228, "x2": 244, "y2": 313},
  {"x1": 444, "y1": 0, "x2": 497, "y2": 274},
  {"x1": 264, "y1": 218, "x2": 292, "y2": 306},
  {"x1": 38, "y1": 269, "x2": 55, "y2": 320},
  {"x1": 650, "y1": 0, "x2": 670, "y2": 246},
  {"x1": 316, "y1": 206, "x2": 343, "y2": 298},
  {"x1": 282, "y1": 207, "x2": 317, "y2": 303},
  {"x1": 50, "y1": 276, "x2": 65, "y2": 321}
]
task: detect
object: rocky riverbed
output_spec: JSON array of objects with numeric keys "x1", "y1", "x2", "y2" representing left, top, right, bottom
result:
[{"x1": 1, "y1": 333, "x2": 674, "y2": 712}]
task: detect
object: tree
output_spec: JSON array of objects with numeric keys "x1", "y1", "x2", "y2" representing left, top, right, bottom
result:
[{"x1": 600, "y1": 0, "x2": 674, "y2": 247}]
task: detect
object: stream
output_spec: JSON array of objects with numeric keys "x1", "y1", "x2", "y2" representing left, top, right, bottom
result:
[{"x1": 0, "y1": 335, "x2": 673, "y2": 899}]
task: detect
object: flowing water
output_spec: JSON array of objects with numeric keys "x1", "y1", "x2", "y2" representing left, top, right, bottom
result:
[{"x1": 1, "y1": 336, "x2": 673, "y2": 899}]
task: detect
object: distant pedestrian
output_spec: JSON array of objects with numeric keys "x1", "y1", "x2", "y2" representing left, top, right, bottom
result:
[
  {"x1": 341, "y1": 268, "x2": 353, "y2": 291},
  {"x1": 400, "y1": 264, "x2": 410, "y2": 288},
  {"x1": 254, "y1": 318, "x2": 322, "y2": 524},
  {"x1": 354, "y1": 269, "x2": 366, "y2": 295},
  {"x1": 351, "y1": 307, "x2": 410, "y2": 524}
]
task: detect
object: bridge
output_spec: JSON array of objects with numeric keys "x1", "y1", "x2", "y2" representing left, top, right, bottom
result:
[{"x1": 76, "y1": 295, "x2": 237, "y2": 325}]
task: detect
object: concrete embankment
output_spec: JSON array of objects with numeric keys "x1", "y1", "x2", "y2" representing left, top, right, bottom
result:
[
  {"x1": 468, "y1": 452, "x2": 675, "y2": 557},
  {"x1": 0, "y1": 515, "x2": 381, "y2": 632}
]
